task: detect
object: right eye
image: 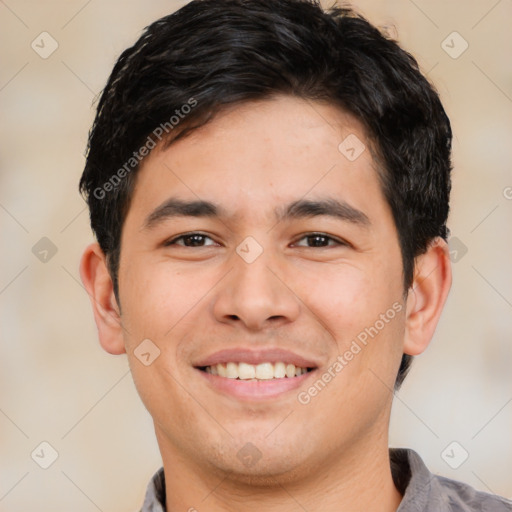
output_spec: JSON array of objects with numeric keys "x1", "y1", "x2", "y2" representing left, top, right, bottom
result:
[{"x1": 164, "y1": 233, "x2": 218, "y2": 247}]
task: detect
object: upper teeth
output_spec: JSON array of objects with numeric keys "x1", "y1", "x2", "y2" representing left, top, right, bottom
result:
[{"x1": 204, "y1": 362, "x2": 310, "y2": 379}]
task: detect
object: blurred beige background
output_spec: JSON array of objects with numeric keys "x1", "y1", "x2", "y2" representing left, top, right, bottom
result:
[{"x1": 1, "y1": 0, "x2": 511, "y2": 510}]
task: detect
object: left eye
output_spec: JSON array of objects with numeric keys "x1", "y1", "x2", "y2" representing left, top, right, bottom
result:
[
  {"x1": 293, "y1": 233, "x2": 343, "y2": 248},
  {"x1": 166, "y1": 233, "x2": 217, "y2": 247}
]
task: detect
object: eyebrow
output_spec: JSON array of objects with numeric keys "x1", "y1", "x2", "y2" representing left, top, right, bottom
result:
[
  {"x1": 279, "y1": 198, "x2": 371, "y2": 227},
  {"x1": 142, "y1": 197, "x2": 370, "y2": 230},
  {"x1": 143, "y1": 198, "x2": 220, "y2": 229}
]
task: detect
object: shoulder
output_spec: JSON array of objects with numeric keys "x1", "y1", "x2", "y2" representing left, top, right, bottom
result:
[
  {"x1": 391, "y1": 448, "x2": 512, "y2": 512},
  {"x1": 433, "y1": 473, "x2": 512, "y2": 511}
]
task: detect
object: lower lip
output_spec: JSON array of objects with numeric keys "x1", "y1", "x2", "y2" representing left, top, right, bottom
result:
[{"x1": 195, "y1": 368, "x2": 316, "y2": 400}]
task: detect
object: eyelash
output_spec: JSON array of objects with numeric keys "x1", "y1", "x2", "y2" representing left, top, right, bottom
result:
[
  {"x1": 164, "y1": 232, "x2": 348, "y2": 248},
  {"x1": 293, "y1": 233, "x2": 347, "y2": 248},
  {"x1": 164, "y1": 232, "x2": 218, "y2": 247}
]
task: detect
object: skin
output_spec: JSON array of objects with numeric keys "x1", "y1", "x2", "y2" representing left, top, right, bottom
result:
[{"x1": 80, "y1": 95, "x2": 451, "y2": 512}]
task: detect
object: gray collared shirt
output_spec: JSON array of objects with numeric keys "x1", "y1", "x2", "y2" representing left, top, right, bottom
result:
[{"x1": 141, "y1": 448, "x2": 512, "y2": 511}]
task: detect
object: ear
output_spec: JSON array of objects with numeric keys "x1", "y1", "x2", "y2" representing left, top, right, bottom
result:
[
  {"x1": 403, "y1": 237, "x2": 452, "y2": 356},
  {"x1": 79, "y1": 243, "x2": 126, "y2": 355}
]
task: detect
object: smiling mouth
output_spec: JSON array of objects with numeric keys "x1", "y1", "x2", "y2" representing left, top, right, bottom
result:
[{"x1": 196, "y1": 362, "x2": 316, "y2": 380}]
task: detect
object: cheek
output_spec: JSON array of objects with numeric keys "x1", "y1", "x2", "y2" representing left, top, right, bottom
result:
[
  {"x1": 290, "y1": 260, "x2": 400, "y2": 336},
  {"x1": 290, "y1": 255, "x2": 405, "y2": 389},
  {"x1": 119, "y1": 259, "x2": 218, "y2": 342}
]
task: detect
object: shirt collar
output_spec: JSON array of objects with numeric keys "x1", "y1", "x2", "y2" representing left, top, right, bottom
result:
[
  {"x1": 141, "y1": 467, "x2": 166, "y2": 512},
  {"x1": 140, "y1": 448, "x2": 468, "y2": 512}
]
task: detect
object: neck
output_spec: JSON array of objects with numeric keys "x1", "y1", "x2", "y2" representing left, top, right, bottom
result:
[{"x1": 157, "y1": 428, "x2": 403, "y2": 512}]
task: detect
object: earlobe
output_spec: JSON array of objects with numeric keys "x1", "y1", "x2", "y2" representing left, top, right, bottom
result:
[
  {"x1": 403, "y1": 238, "x2": 452, "y2": 356},
  {"x1": 79, "y1": 243, "x2": 126, "y2": 355}
]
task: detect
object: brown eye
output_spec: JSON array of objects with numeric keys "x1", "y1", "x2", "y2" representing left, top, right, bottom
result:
[
  {"x1": 166, "y1": 233, "x2": 217, "y2": 247},
  {"x1": 294, "y1": 233, "x2": 343, "y2": 248}
]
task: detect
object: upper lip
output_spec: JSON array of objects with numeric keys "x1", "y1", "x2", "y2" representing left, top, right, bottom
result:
[{"x1": 194, "y1": 348, "x2": 320, "y2": 369}]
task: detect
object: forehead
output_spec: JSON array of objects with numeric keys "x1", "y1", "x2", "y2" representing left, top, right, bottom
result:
[{"x1": 125, "y1": 95, "x2": 387, "y2": 226}]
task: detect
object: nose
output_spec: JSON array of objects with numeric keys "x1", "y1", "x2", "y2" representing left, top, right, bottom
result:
[{"x1": 212, "y1": 247, "x2": 301, "y2": 331}]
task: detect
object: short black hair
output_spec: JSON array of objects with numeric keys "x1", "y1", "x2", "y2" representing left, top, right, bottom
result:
[{"x1": 79, "y1": 0, "x2": 452, "y2": 388}]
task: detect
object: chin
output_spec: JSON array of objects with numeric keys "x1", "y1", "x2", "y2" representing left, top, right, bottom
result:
[
  {"x1": 216, "y1": 458, "x2": 311, "y2": 488},
  {"x1": 203, "y1": 439, "x2": 315, "y2": 487}
]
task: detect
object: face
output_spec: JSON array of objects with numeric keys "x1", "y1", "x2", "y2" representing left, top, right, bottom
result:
[{"x1": 116, "y1": 95, "x2": 408, "y2": 482}]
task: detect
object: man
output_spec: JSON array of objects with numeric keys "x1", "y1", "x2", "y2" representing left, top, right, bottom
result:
[{"x1": 78, "y1": 0, "x2": 511, "y2": 510}]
